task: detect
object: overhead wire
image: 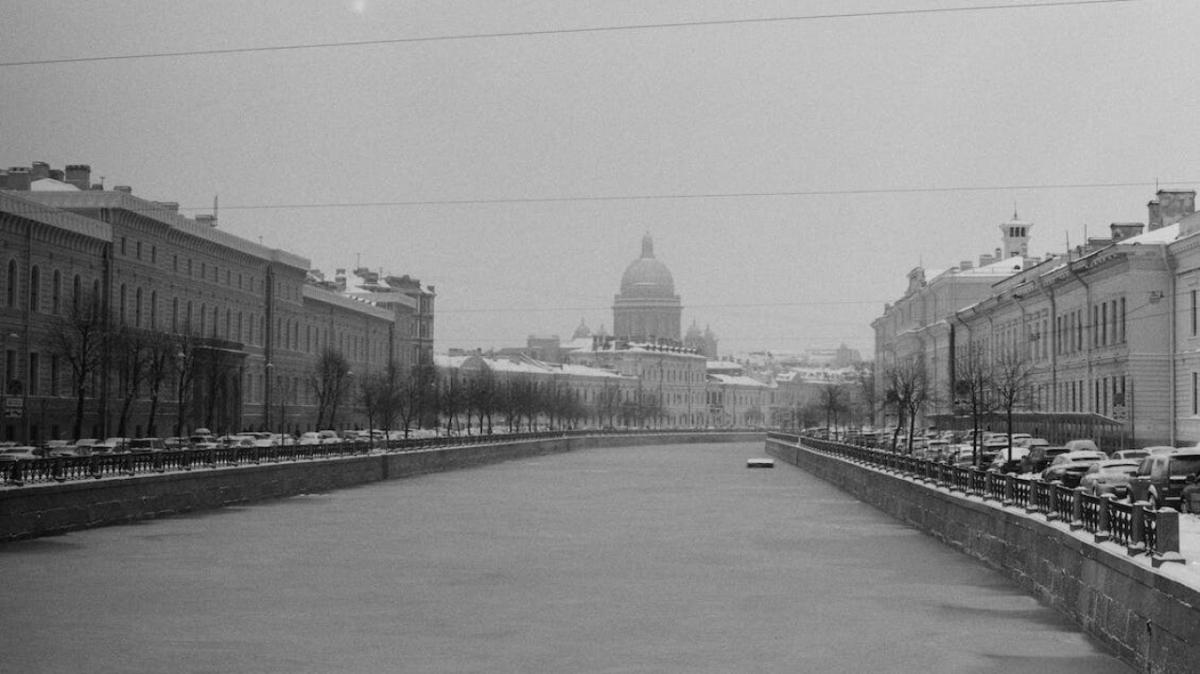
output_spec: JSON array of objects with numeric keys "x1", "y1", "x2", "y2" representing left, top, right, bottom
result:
[
  {"x1": 0, "y1": 0, "x2": 1139, "y2": 68},
  {"x1": 172, "y1": 179, "x2": 1197, "y2": 212}
]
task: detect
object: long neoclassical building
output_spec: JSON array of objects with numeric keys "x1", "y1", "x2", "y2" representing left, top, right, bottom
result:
[
  {"x1": 0, "y1": 161, "x2": 434, "y2": 443},
  {"x1": 874, "y1": 190, "x2": 1200, "y2": 448}
]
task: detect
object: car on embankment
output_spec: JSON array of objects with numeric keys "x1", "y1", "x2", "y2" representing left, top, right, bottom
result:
[
  {"x1": 1078, "y1": 459, "x2": 1141, "y2": 498},
  {"x1": 1041, "y1": 451, "x2": 1106, "y2": 488},
  {"x1": 1128, "y1": 449, "x2": 1200, "y2": 510}
]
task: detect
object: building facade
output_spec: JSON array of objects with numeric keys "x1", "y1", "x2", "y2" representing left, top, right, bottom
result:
[
  {"x1": 874, "y1": 190, "x2": 1200, "y2": 449},
  {"x1": 0, "y1": 162, "x2": 434, "y2": 442}
]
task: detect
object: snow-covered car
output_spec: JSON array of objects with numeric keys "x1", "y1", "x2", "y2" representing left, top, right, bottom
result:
[
  {"x1": 0, "y1": 446, "x2": 40, "y2": 463},
  {"x1": 298, "y1": 432, "x2": 322, "y2": 446},
  {"x1": 1041, "y1": 451, "x2": 1106, "y2": 487},
  {"x1": 1078, "y1": 459, "x2": 1140, "y2": 498}
]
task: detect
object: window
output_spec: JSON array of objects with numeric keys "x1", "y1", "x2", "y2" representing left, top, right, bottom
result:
[
  {"x1": 1192, "y1": 290, "x2": 1197, "y2": 337},
  {"x1": 28, "y1": 353, "x2": 38, "y2": 396},
  {"x1": 172, "y1": 297, "x2": 179, "y2": 332},
  {"x1": 119, "y1": 284, "x2": 127, "y2": 324},
  {"x1": 1194, "y1": 372, "x2": 1198, "y2": 416},
  {"x1": 173, "y1": 255, "x2": 179, "y2": 272},
  {"x1": 120, "y1": 237, "x2": 127, "y2": 255},
  {"x1": 150, "y1": 290, "x2": 157, "y2": 329},
  {"x1": 212, "y1": 306, "x2": 219, "y2": 338},
  {"x1": 135, "y1": 287, "x2": 143, "y2": 327},
  {"x1": 50, "y1": 356, "x2": 59, "y2": 397},
  {"x1": 136, "y1": 241, "x2": 142, "y2": 260},
  {"x1": 29, "y1": 266, "x2": 39, "y2": 313},
  {"x1": 72, "y1": 275, "x2": 81, "y2": 313},
  {"x1": 1120, "y1": 297, "x2": 1126, "y2": 343},
  {"x1": 6, "y1": 260, "x2": 16, "y2": 307},
  {"x1": 199, "y1": 303, "x2": 206, "y2": 336},
  {"x1": 151, "y1": 246, "x2": 157, "y2": 264},
  {"x1": 52, "y1": 270, "x2": 61, "y2": 314}
]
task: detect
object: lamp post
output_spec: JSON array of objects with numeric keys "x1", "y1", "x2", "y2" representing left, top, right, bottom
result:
[{"x1": 264, "y1": 361, "x2": 274, "y2": 434}]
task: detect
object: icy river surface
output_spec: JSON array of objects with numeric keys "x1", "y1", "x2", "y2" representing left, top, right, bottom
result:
[{"x1": 1, "y1": 441, "x2": 1131, "y2": 673}]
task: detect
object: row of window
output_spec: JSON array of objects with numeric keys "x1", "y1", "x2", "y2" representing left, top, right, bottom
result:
[
  {"x1": 1052, "y1": 376, "x2": 1127, "y2": 415},
  {"x1": 119, "y1": 235, "x2": 271, "y2": 296},
  {"x1": 1054, "y1": 298, "x2": 1128, "y2": 355}
]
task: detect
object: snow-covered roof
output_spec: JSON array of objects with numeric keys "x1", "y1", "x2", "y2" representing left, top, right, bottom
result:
[
  {"x1": 0, "y1": 190, "x2": 109, "y2": 241},
  {"x1": 1125, "y1": 221, "x2": 1182, "y2": 245},
  {"x1": 302, "y1": 285, "x2": 393, "y2": 320},
  {"x1": 708, "y1": 374, "x2": 769, "y2": 388},
  {"x1": 30, "y1": 178, "x2": 80, "y2": 191},
  {"x1": 16, "y1": 190, "x2": 309, "y2": 270}
]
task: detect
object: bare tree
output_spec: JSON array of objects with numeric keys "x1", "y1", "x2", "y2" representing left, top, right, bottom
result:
[
  {"x1": 111, "y1": 326, "x2": 150, "y2": 438},
  {"x1": 992, "y1": 345, "x2": 1035, "y2": 466},
  {"x1": 885, "y1": 355, "x2": 930, "y2": 454},
  {"x1": 819, "y1": 383, "x2": 847, "y2": 438},
  {"x1": 954, "y1": 339, "x2": 997, "y2": 465},
  {"x1": 47, "y1": 294, "x2": 108, "y2": 440},
  {"x1": 310, "y1": 348, "x2": 352, "y2": 429},
  {"x1": 853, "y1": 362, "x2": 877, "y2": 428},
  {"x1": 467, "y1": 367, "x2": 498, "y2": 435},
  {"x1": 173, "y1": 333, "x2": 201, "y2": 437},
  {"x1": 142, "y1": 330, "x2": 176, "y2": 438},
  {"x1": 438, "y1": 367, "x2": 465, "y2": 435}
]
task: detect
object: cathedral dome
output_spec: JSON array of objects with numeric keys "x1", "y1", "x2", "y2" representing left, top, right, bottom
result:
[{"x1": 619, "y1": 234, "x2": 676, "y2": 298}]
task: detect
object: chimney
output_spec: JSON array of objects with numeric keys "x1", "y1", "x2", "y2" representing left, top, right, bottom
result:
[
  {"x1": 195, "y1": 214, "x2": 217, "y2": 227},
  {"x1": 1155, "y1": 189, "x2": 1196, "y2": 229},
  {"x1": 114, "y1": 185, "x2": 132, "y2": 194},
  {"x1": 30, "y1": 161, "x2": 50, "y2": 180},
  {"x1": 979, "y1": 253, "x2": 993, "y2": 267},
  {"x1": 157, "y1": 201, "x2": 180, "y2": 212},
  {"x1": 1110, "y1": 222, "x2": 1144, "y2": 242},
  {"x1": 6, "y1": 167, "x2": 31, "y2": 190},
  {"x1": 48, "y1": 169, "x2": 64, "y2": 182},
  {"x1": 1148, "y1": 198, "x2": 1162, "y2": 231},
  {"x1": 64, "y1": 164, "x2": 91, "y2": 190},
  {"x1": 334, "y1": 269, "x2": 347, "y2": 292},
  {"x1": 959, "y1": 260, "x2": 973, "y2": 270}
]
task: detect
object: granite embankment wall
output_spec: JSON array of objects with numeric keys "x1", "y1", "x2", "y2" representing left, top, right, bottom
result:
[
  {"x1": 1, "y1": 432, "x2": 760, "y2": 542},
  {"x1": 766, "y1": 436, "x2": 1200, "y2": 674}
]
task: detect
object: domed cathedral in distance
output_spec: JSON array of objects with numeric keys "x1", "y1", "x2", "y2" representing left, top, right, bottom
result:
[{"x1": 613, "y1": 233, "x2": 683, "y2": 344}]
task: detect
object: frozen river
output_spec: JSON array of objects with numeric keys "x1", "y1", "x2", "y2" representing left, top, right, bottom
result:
[{"x1": 1, "y1": 441, "x2": 1131, "y2": 673}]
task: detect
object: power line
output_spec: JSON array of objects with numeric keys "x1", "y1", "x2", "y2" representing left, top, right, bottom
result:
[
  {"x1": 0, "y1": 0, "x2": 1138, "y2": 68},
  {"x1": 437, "y1": 300, "x2": 887, "y2": 315},
  {"x1": 177, "y1": 179, "x2": 1195, "y2": 212}
]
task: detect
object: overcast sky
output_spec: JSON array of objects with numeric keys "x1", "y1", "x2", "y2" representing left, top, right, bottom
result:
[{"x1": 3, "y1": 0, "x2": 1196, "y2": 356}]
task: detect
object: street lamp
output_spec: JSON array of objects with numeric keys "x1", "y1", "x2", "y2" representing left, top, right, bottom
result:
[{"x1": 264, "y1": 361, "x2": 274, "y2": 433}]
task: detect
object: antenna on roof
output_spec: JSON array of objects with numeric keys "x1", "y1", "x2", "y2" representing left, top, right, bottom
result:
[
  {"x1": 213, "y1": 194, "x2": 218, "y2": 219},
  {"x1": 1013, "y1": 201, "x2": 1018, "y2": 220}
]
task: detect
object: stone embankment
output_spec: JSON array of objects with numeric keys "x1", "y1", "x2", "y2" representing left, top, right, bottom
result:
[
  {"x1": 766, "y1": 434, "x2": 1200, "y2": 674},
  {"x1": 0, "y1": 431, "x2": 760, "y2": 542}
]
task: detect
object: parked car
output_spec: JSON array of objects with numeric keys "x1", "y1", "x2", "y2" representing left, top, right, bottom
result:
[
  {"x1": 1142, "y1": 446, "x2": 1180, "y2": 457},
  {"x1": 1063, "y1": 439, "x2": 1101, "y2": 453},
  {"x1": 1078, "y1": 460, "x2": 1141, "y2": 497},
  {"x1": 127, "y1": 438, "x2": 166, "y2": 453},
  {"x1": 186, "y1": 431, "x2": 219, "y2": 449},
  {"x1": 1041, "y1": 451, "x2": 1106, "y2": 487},
  {"x1": 317, "y1": 430, "x2": 340, "y2": 445},
  {"x1": 1127, "y1": 450, "x2": 1200, "y2": 509},
  {"x1": 0, "y1": 446, "x2": 40, "y2": 463},
  {"x1": 989, "y1": 446, "x2": 1031, "y2": 473},
  {"x1": 1021, "y1": 446, "x2": 1071, "y2": 474},
  {"x1": 1111, "y1": 449, "x2": 1150, "y2": 461},
  {"x1": 298, "y1": 432, "x2": 322, "y2": 446}
]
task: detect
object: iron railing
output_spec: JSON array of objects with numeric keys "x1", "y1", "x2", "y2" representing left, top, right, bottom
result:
[{"x1": 768, "y1": 432, "x2": 1182, "y2": 566}]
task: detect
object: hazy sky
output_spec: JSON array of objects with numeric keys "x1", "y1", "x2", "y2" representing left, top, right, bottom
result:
[{"x1": 4, "y1": 0, "x2": 1197, "y2": 356}]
